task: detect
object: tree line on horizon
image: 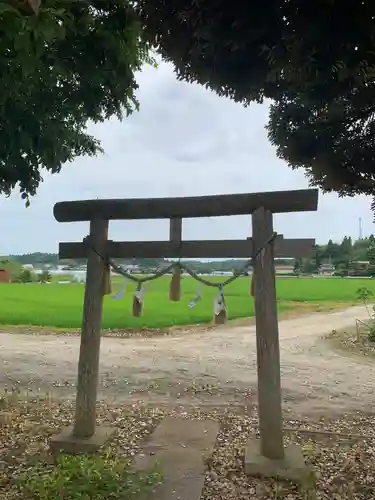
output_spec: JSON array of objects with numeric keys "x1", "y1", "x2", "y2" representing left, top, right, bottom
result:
[
  {"x1": 4, "y1": 234, "x2": 375, "y2": 276},
  {"x1": 296, "y1": 235, "x2": 375, "y2": 276}
]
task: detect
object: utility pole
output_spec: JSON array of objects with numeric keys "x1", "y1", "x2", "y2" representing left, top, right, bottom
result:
[{"x1": 359, "y1": 217, "x2": 363, "y2": 240}]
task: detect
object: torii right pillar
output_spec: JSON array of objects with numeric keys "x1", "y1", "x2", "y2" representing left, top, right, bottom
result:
[{"x1": 244, "y1": 206, "x2": 314, "y2": 485}]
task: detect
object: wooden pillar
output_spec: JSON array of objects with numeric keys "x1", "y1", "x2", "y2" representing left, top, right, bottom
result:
[
  {"x1": 169, "y1": 218, "x2": 182, "y2": 301},
  {"x1": 73, "y1": 218, "x2": 108, "y2": 439},
  {"x1": 251, "y1": 207, "x2": 284, "y2": 460},
  {"x1": 170, "y1": 217, "x2": 182, "y2": 245}
]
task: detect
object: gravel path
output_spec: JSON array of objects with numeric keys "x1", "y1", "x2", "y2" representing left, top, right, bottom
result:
[{"x1": 0, "y1": 305, "x2": 374, "y2": 417}]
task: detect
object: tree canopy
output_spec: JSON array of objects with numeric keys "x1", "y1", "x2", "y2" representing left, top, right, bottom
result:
[
  {"x1": 266, "y1": 76, "x2": 375, "y2": 203},
  {"x1": 3, "y1": 0, "x2": 375, "y2": 203},
  {"x1": 138, "y1": 0, "x2": 375, "y2": 202},
  {"x1": 138, "y1": 1, "x2": 372, "y2": 102},
  {"x1": 1, "y1": 0, "x2": 152, "y2": 202}
]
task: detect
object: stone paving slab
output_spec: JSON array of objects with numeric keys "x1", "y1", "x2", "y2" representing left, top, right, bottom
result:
[{"x1": 135, "y1": 416, "x2": 219, "y2": 500}]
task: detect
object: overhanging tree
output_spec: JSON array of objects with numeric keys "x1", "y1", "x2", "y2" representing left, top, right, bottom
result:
[
  {"x1": 1, "y1": 0, "x2": 152, "y2": 203},
  {"x1": 137, "y1": 0, "x2": 375, "y2": 202},
  {"x1": 137, "y1": 1, "x2": 373, "y2": 101},
  {"x1": 5, "y1": 0, "x2": 375, "y2": 204},
  {"x1": 266, "y1": 83, "x2": 375, "y2": 204}
]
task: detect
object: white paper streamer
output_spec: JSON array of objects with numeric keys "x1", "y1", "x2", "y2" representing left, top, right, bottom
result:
[
  {"x1": 72, "y1": 273, "x2": 86, "y2": 284},
  {"x1": 112, "y1": 279, "x2": 127, "y2": 300},
  {"x1": 188, "y1": 286, "x2": 202, "y2": 308}
]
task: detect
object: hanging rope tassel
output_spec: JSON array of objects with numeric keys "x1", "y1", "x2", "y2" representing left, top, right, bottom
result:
[
  {"x1": 169, "y1": 264, "x2": 181, "y2": 301},
  {"x1": 132, "y1": 284, "x2": 145, "y2": 317},
  {"x1": 213, "y1": 287, "x2": 227, "y2": 325},
  {"x1": 250, "y1": 272, "x2": 255, "y2": 297},
  {"x1": 102, "y1": 263, "x2": 112, "y2": 295}
]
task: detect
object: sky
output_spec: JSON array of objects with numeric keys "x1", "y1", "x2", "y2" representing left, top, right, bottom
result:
[{"x1": 0, "y1": 61, "x2": 373, "y2": 256}]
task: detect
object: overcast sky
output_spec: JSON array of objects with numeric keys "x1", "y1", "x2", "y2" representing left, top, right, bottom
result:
[{"x1": 0, "y1": 61, "x2": 373, "y2": 255}]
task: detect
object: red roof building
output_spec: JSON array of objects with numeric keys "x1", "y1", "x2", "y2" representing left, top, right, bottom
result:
[{"x1": 0, "y1": 269, "x2": 11, "y2": 283}]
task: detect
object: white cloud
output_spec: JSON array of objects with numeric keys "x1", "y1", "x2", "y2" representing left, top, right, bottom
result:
[{"x1": 0, "y1": 62, "x2": 373, "y2": 255}]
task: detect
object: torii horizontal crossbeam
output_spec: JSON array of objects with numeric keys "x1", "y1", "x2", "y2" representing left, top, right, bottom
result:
[
  {"x1": 59, "y1": 237, "x2": 315, "y2": 260},
  {"x1": 53, "y1": 189, "x2": 318, "y2": 222}
]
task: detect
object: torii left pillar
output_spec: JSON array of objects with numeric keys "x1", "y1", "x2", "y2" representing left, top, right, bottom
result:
[{"x1": 50, "y1": 218, "x2": 115, "y2": 454}]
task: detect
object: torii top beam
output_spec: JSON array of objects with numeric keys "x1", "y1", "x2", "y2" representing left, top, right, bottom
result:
[{"x1": 53, "y1": 189, "x2": 319, "y2": 222}]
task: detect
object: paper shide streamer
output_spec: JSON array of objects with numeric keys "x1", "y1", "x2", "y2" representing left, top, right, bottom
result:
[
  {"x1": 188, "y1": 286, "x2": 202, "y2": 308},
  {"x1": 112, "y1": 279, "x2": 127, "y2": 300}
]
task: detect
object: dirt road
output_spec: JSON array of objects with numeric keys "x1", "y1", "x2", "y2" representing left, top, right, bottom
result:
[{"x1": 0, "y1": 305, "x2": 374, "y2": 416}]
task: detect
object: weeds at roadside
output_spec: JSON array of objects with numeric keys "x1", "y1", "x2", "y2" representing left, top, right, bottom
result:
[
  {"x1": 355, "y1": 287, "x2": 375, "y2": 341},
  {"x1": 15, "y1": 453, "x2": 162, "y2": 500},
  {"x1": 0, "y1": 391, "x2": 165, "y2": 500},
  {"x1": 325, "y1": 328, "x2": 375, "y2": 359}
]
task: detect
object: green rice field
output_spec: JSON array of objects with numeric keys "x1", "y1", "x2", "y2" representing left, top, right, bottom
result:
[{"x1": 0, "y1": 277, "x2": 372, "y2": 330}]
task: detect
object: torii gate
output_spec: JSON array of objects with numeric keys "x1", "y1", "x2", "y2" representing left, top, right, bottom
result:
[{"x1": 50, "y1": 188, "x2": 318, "y2": 481}]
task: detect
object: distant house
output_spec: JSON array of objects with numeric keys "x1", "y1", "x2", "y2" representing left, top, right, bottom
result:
[
  {"x1": 353, "y1": 260, "x2": 370, "y2": 269},
  {"x1": 319, "y1": 264, "x2": 335, "y2": 276},
  {"x1": 275, "y1": 264, "x2": 294, "y2": 275},
  {"x1": 0, "y1": 268, "x2": 11, "y2": 283}
]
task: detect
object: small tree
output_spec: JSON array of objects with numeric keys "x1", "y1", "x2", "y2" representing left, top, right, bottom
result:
[
  {"x1": 38, "y1": 270, "x2": 52, "y2": 283},
  {"x1": 335, "y1": 262, "x2": 350, "y2": 277},
  {"x1": 293, "y1": 257, "x2": 302, "y2": 277},
  {"x1": 367, "y1": 246, "x2": 375, "y2": 264},
  {"x1": 366, "y1": 246, "x2": 375, "y2": 277},
  {"x1": 17, "y1": 269, "x2": 34, "y2": 283}
]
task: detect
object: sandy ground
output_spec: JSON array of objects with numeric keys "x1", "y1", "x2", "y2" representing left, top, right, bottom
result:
[{"x1": 0, "y1": 305, "x2": 374, "y2": 417}]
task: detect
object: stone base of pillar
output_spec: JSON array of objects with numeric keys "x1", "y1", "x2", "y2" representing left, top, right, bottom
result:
[
  {"x1": 50, "y1": 426, "x2": 116, "y2": 455},
  {"x1": 244, "y1": 438, "x2": 314, "y2": 485}
]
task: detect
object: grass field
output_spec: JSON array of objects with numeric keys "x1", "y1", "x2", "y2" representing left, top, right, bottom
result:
[
  {"x1": 0, "y1": 277, "x2": 375, "y2": 329},
  {"x1": 0, "y1": 276, "x2": 372, "y2": 330}
]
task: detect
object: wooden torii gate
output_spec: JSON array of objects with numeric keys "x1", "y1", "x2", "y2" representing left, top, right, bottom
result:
[{"x1": 51, "y1": 188, "x2": 318, "y2": 480}]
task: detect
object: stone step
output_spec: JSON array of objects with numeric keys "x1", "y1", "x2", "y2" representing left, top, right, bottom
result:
[{"x1": 135, "y1": 416, "x2": 219, "y2": 500}]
